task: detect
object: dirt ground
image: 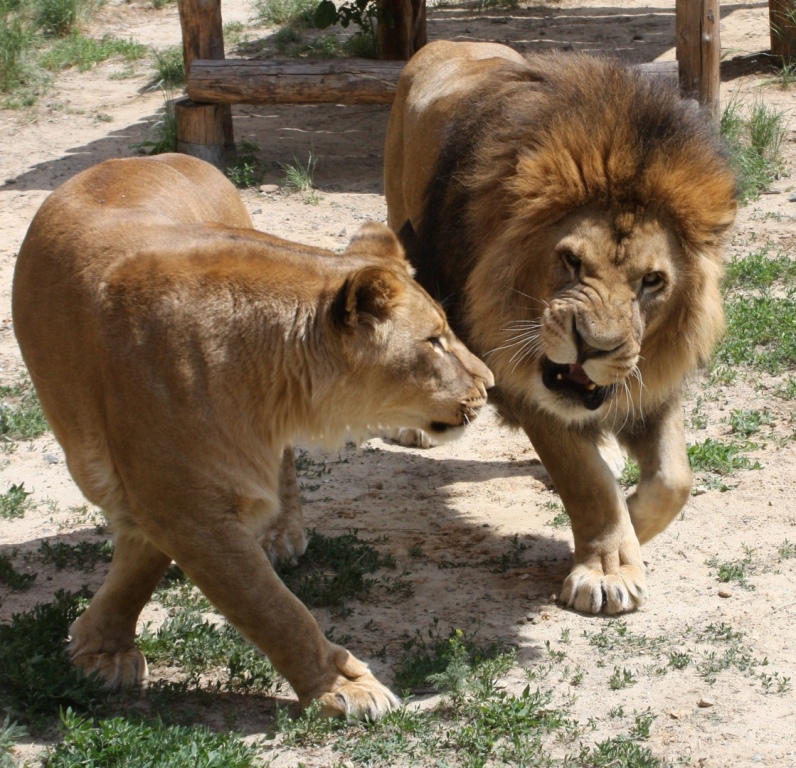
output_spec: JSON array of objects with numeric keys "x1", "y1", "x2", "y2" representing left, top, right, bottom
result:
[{"x1": 1, "y1": 0, "x2": 795, "y2": 765}]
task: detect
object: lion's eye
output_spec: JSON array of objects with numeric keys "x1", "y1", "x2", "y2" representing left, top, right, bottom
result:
[
  {"x1": 641, "y1": 271, "x2": 665, "y2": 293},
  {"x1": 429, "y1": 336, "x2": 445, "y2": 351},
  {"x1": 561, "y1": 251, "x2": 581, "y2": 272}
]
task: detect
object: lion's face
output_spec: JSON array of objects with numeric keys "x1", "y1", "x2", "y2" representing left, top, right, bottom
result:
[{"x1": 512, "y1": 208, "x2": 682, "y2": 422}]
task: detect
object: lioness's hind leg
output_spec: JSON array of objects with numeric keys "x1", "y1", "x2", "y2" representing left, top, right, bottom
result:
[
  {"x1": 261, "y1": 447, "x2": 308, "y2": 563},
  {"x1": 69, "y1": 531, "x2": 171, "y2": 690}
]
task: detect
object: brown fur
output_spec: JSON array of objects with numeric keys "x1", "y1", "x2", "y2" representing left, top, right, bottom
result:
[
  {"x1": 385, "y1": 41, "x2": 737, "y2": 614},
  {"x1": 12, "y1": 153, "x2": 493, "y2": 718}
]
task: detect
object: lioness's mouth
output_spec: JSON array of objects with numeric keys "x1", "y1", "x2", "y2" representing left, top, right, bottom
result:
[{"x1": 541, "y1": 358, "x2": 615, "y2": 410}]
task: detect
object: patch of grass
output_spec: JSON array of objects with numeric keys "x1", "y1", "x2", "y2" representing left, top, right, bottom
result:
[
  {"x1": 271, "y1": 26, "x2": 340, "y2": 58},
  {"x1": 620, "y1": 457, "x2": 640, "y2": 486},
  {"x1": 276, "y1": 529, "x2": 397, "y2": 610},
  {"x1": 724, "y1": 248, "x2": 796, "y2": 290},
  {"x1": 37, "y1": 539, "x2": 114, "y2": 571},
  {"x1": 0, "y1": 483, "x2": 33, "y2": 519},
  {"x1": 720, "y1": 98, "x2": 788, "y2": 203},
  {"x1": 0, "y1": 381, "x2": 49, "y2": 440},
  {"x1": 151, "y1": 44, "x2": 184, "y2": 86},
  {"x1": 608, "y1": 667, "x2": 637, "y2": 690},
  {"x1": 0, "y1": 717, "x2": 27, "y2": 768},
  {"x1": 778, "y1": 539, "x2": 796, "y2": 559},
  {"x1": 40, "y1": 32, "x2": 147, "y2": 72},
  {"x1": 544, "y1": 500, "x2": 569, "y2": 528},
  {"x1": 33, "y1": 0, "x2": 95, "y2": 37},
  {"x1": 251, "y1": 0, "x2": 318, "y2": 26},
  {"x1": 45, "y1": 708, "x2": 262, "y2": 767},
  {"x1": 281, "y1": 151, "x2": 318, "y2": 195},
  {"x1": 131, "y1": 85, "x2": 178, "y2": 154},
  {"x1": 687, "y1": 438, "x2": 762, "y2": 476},
  {"x1": 0, "y1": 589, "x2": 105, "y2": 727},
  {"x1": 138, "y1": 612, "x2": 281, "y2": 693},
  {"x1": 227, "y1": 140, "x2": 263, "y2": 188},
  {"x1": 706, "y1": 548, "x2": 755, "y2": 589},
  {"x1": 728, "y1": 408, "x2": 773, "y2": 437},
  {"x1": 0, "y1": 552, "x2": 36, "y2": 590},
  {"x1": 392, "y1": 619, "x2": 508, "y2": 693},
  {"x1": 0, "y1": 13, "x2": 37, "y2": 93}
]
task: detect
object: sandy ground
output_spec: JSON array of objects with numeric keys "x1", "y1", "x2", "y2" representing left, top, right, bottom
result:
[{"x1": 1, "y1": 1, "x2": 795, "y2": 766}]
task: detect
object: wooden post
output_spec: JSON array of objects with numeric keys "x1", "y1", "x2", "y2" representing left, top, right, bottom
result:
[
  {"x1": 176, "y1": 0, "x2": 235, "y2": 168},
  {"x1": 377, "y1": 0, "x2": 426, "y2": 60},
  {"x1": 676, "y1": 0, "x2": 721, "y2": 121},
  {"x1": 769, "y1": 0, "x2": 796, "y2": 60}
]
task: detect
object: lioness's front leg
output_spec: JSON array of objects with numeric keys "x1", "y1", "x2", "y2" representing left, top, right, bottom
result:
[
  {"x1": 523, "y1": 411, "x2": 645, "y2": 615},
  {"x1": 621, "y1": 397, "x2": 692, "y2": 545},
  {"x1": 151, "y1": 506, "x2": 399, "y2": 719}
]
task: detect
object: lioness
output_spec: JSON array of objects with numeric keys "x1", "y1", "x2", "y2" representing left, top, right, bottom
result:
[
  {"x1": 385, "y1": 41, "x2": 737, "y2": 615},
  {"x1": 12, "y1": 153, "x2": 493, "y2": 718}
]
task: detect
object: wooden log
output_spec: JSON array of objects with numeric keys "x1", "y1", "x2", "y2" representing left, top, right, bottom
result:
[
  {"x1": 187, "y1": 59, "x2": 406, "y2": 105},
  {"x1": 676, "y1": 0, "x2": 721, "y2": 120},
  {"x1": 377, "y1": 0, "x2": 427, "y2": 61},
  {"x1": 769, "y1": 0, "x2": 796, "y2": 60},
  {"x1": 176, "y1": 0, "x2": 234, "y2": 169},
  {"x1": 175, "y1": 98, "x2": 236, "y2": 168}
]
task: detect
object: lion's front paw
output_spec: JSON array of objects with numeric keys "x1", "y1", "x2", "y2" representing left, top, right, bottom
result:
[
  {"x1": 559, "y1": 557, "x2": 647, "y2": 615},
  {"x1": 384, "y1": 427, "x2": 437, "y2": 449},
  {"x1": 69, "y1": 645, "x2": 148, "y2": 690}
]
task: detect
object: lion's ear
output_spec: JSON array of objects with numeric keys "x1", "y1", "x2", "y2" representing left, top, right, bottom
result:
[
  {"x1": 344, "y1": 222, "x2": 411, "y2": 269},
  {"x1": 332, "y1": 266, "x2": 405, "y2": 328}
]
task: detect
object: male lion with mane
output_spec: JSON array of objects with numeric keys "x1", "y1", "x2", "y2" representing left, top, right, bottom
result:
[
  {"x1": 385, "y1": 41, "x2": 737, "y2": 615},
  {"x1": 12, "y1": 153, "x2": 493, "y2": 718}
]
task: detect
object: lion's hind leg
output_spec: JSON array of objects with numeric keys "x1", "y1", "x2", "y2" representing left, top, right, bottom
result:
[{"x1": 68, "y1": 531, "x2": 171, "y2": 689}]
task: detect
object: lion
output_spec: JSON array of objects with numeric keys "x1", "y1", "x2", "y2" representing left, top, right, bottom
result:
[
  {"x1": 12, "y1": 153, "x2": 493, "y2": 719},
  {"x1": 384, "y1": 41, "x2": 737, "y2": 615}
]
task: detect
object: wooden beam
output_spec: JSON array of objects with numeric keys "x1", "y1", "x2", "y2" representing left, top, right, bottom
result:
[
  {"x1": 676, "y1": 0, "x2": 721, "y2": 120},
  {"x1": 187, "y1": 59, "x2": 405, "y2": 105},
  {"x1": 769, "y1": 0, "x2": 796, "y2": 60},
  {"x1": 176, "y1": 0, "x2": 234, "y2": 168}
]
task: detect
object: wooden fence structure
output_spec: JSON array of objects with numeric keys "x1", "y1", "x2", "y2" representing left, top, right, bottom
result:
[{"x1": 175, "y1": 0, "x2": 796, "y2": 167}]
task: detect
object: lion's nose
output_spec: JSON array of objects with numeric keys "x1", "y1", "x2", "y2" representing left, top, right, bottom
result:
[{"x1": 573, "y1": 320, "x2": 623, "y2": 361}]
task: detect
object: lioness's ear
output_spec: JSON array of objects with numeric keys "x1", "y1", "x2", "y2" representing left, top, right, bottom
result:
[
  {"x1": 344, "y1": 222, "x2": 411, "y2": 269},
  {"x1": 332, "y1": 266, "x2": 405, "y2": 328}
]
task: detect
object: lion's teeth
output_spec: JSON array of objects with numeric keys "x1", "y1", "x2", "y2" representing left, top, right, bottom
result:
[
  {"x1": 556, "y1": 373, "x2": 564, "y2": 381},
  {"x1": 586, "y1": 383, "x2": 596, "y2": 391}
]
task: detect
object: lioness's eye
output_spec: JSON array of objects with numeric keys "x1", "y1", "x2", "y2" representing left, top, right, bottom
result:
[{"x1": 641, "y1": 272, "x2": 665, "y2": 292}]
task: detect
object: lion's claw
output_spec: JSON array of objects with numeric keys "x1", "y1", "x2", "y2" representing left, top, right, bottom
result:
[{"x1": 316, "y1": 676, "x2": 400, "y2": 720}]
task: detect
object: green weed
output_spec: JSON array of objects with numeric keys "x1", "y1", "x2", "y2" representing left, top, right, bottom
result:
[
  {"x1": 728, "y1": 408, "x2": 773, "y2": 437},
  {"x1": 0, "y1": 483, "x2": 32, "y2": 519},
  {"x1": 132, "y1": 85, "x2": 178, "y2": 154},
  {"x1": 34, "y1": 0, "x2": 94, "y2": 37},
  {"x1": 0, "y1": 552, "x2": 36, "y2": 590},
  {"x1": 0, "y1": 382, "x2": 48, "y2": 440},
  {"x1": 721, "y1": 98, "x2": 788, "y2": 203},
  {"x1": 227, "y1": 141, "x2": 263, "y2": 188},
  {"x1": 724, "y1": 248, "x2": 796, "y2": 289},
  {"x1": 138, "y1": 612, "x2": 281, "y2": 693},
  {"x1": 687, "y1": 438, "x2": 762, "y2": 476},
  {"x1": 0, "y1": 717, "x2": 27, "y2": 768},
  {"x1": 37, "y1": 539, "x2": 114, "y2": 571},
  {"x1": 151, "y1": 44, "x2": 184, "y2": 86},
  {"x1": 620, "y1": 458, "x2": 640, "y2": 486},
  {"x1": 251, "y1": 0, "x2": 318, "y2": 26},
  {"x1": 281, "y1": 151, "x2": 318, "y2": 197},
  {"x1": 778, "y1": 539, "x2": 796, "y2": 559},
  {"x1": 608, "y1": 667, "x2": 637, "y2": 690},
  {"x1": 706, "y1": 549, "x2": 755, "y2": 588},
  {"x1": 45, "y1": 708, "x2": 262, "y2": 767},
  {"x1": 40, "y1": 33, "x2": 147, "y2": 72},
  {"x1": 0, "y1": 590, "x2": 105, "y2": 726}
]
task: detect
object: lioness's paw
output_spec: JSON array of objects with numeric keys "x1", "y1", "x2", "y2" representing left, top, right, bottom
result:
[
  {"x1": 384, "y1": 427, "x2": 437, "y2": 449},
  {"x1": 317, "y1": 675, "x2": 400, "y2": 720},
  {"x1": 262, "y1": 520, "x2": 308, "y2": 564},
  {"x1": 310, "y1": 650, "x2": 400, "y2": 720},
  {"x1": 560, "y1": 563, "x2": 647, "y2": 615},
  {"x1": 69, "y1": 646, "x2": 148, "y2": 690}
]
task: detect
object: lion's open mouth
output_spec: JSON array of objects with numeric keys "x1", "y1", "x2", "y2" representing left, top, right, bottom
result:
[{"x1": 541, "y1": 358, "x2": 615, "y2": 410}]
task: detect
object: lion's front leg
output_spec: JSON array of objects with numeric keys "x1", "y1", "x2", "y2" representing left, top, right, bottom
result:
[
  {"x1": 523, "y1": 413, "x2": 646, "y2": 615},
  {"x1": 621, "y1": 397, "x2": 692, "y2": 544},
  {"x1": 260, "y1": 446, "x2": 308, "y2": 564}
]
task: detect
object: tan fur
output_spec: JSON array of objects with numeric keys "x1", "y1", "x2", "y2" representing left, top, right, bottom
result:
[
  {"x1": 12, "y1": 153, "x2": 493, "y2": 718},
  {"x1": 385, "y1": 41, "x2": 737, "y2": 615}
]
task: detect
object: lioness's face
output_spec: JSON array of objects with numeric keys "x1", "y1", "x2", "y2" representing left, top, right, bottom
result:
[
  {"x1": 520, "y1": 209, "x2": 680, "y2": 422},
  {"x1": 348, "y1": 277, "x2": 494, "y2": 441}
]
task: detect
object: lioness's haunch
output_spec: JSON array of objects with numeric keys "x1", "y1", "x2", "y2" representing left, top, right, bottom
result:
[
  {"x1": 12, "y1": 153, "x2": 493, "y2": 719},
  {"x1": 385, "y1": 41, "x2": 737, "y2": 615}
]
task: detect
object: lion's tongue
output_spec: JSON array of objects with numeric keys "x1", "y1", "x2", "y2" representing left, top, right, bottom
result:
[{"x1": 566, "y1": 364, "x2": 593, "y2": 387}]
